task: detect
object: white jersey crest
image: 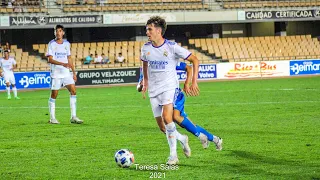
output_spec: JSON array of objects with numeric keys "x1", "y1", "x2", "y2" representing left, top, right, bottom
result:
[{"x1": 140, "y1": 39, "x2": 191, "y2": 97}]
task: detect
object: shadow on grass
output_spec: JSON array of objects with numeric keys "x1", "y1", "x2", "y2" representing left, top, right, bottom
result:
[
  {"x1": 230, "y1": 150, "x2": 299, "y2": 166},
  {"x1": 219, "y1": 150, "x2": 320, "y2": 179}
]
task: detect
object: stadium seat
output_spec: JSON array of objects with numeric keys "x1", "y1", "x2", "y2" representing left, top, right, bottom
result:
[
  {"x1": 221, "y1": 0, "x2": 319, "y2": 9},
  {"x1": 61, "y1": 0, "x2": 210, "y2": 12},
  {"x1": 189, "y1": 35, "x2": 320, "y2": 62}
]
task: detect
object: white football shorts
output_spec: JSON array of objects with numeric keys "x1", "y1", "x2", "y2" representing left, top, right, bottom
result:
[
  {"x1": 3, "y1": 73, "x2": 16, "y2": 85},
  {"x1": 150, "y1": 89, "x2": 178, "y2": 118},
  {"x1": 51, "y1": 75, "x2": 75, "y2": 90}
]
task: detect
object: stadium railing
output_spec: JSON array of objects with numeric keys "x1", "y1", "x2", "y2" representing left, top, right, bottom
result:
[{"x1": 1, "y1": 0, "x2": 319, "y2": 14}]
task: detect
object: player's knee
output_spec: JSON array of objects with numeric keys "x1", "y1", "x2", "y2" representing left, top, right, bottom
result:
[
  {"x1": 70, "y1": 91, "x2": 76, "y2": 95},
  {"x1": 69, "y1": 87, "x2": 76, "y2": 95},
  {"x1": 162, "y1": 113, "x2": 172, "y2": 123},
  {"x1": 173, "y1": 113, "x2": 181, "y2": 121},
  {"x1": 51, "y1": 91, "x2": 58, "y2": 99}
]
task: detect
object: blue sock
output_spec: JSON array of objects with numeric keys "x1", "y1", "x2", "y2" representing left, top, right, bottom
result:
[
  {"x1": 196, "y1": 125, "x2": 214, "y2": 141},
  {"x1": 181, "y1": 117, "x2": 200, "y2": 137}
]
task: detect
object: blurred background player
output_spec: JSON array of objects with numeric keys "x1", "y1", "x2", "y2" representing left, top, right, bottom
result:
[
  {"x1": 0, "y1": 50, "x2": 20, "y2": 100},
  {"x1": 46, "y1": 24, "x2": 83, "y2": 124},
  {"x1": 141, "y1": 16, "x2": 200, "y2": 165},
  {"x1": 138, "y1": 61, "x2": 222, "y2": 150}
]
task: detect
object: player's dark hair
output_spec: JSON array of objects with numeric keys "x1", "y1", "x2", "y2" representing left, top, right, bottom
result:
[
  {"x1": 54, "y1": 24, "x2": 64, "y2": 31},
  {"x1": 146, "y1": 16, "x2": 167, "y2": 36}
]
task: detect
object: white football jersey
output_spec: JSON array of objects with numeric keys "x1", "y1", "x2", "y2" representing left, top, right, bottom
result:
[
  {"x1": 140, "y1": 39, "x2": 191, "y2": 97},
  {"x1": 0, "y1": 57, "x2": 16, "y2": 76},
  {"x1": 46, "y1": 39, "x2": 71, "y2": 78}
]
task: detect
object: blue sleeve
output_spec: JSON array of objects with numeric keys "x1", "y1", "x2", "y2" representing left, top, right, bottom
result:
[
  {"x1": 138, "y1": 67, "x2": 143, "y2": 82},
  {"x1": 176, "y1": 61, "x2": 187, "y2": 71}
]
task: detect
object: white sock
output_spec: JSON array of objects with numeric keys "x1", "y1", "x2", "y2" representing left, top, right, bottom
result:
[
  {"x1": 175, "y1": 131, "x2": 185, "y2": 143},
  {"x1": 49, "y1": 98, "x2": 56, "y2": 120},
  {"x1": 70, "y1": 95, "x2": 77, "y2": 118},
  {"x1": 6, "y1": 87, "x2": 10, "y2": 96},
  {"x1": 12, "y1": 87, "x2": 17, "y2": 97},
  {"x1": 165, "y1": 122, "x2": 178, "y2": 158}
]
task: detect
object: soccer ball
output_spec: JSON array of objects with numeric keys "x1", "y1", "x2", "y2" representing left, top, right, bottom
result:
[{"x1": 114, "y1": 149, "x2": 135, "y2": 168}]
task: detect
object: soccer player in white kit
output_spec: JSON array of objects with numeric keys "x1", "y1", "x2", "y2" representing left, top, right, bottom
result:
[
  {"x1": 0, "y1": 50, "x2": 20, "y2": 100},
  {"x1": 46, "y1": 24, "x2": 83, "y2": 124},
  {"x1": 141, "y1": 16, "x2": 200, "y2": 165}
]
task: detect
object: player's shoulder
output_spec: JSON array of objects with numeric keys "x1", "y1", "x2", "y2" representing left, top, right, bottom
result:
[
  {"x1": 144, "y1": 41, "x2": 152, "y2": 46},
  {"x1": 48, "y1": 39, "x2": 56, "y2": 45},
  {"x1": 63, "y1": 39, "x2": 70, "y2": 45},
  {"x1": 165, "y1": 39, "x2": 177, "y2": 46},
  {"x1": 142, "y1": 41, "x2": 152, "y2": 48},
  {"x1": 141, "y1": 41, "x2": 152, "y2": 50}
]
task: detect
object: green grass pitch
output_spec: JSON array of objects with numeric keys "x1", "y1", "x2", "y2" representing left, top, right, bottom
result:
[{"x1": 0, "y1": 76, "x2": 319, "y2": 179}]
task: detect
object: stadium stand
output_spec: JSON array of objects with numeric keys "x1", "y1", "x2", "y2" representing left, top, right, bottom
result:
[
  {"x1": 188, "y1": 35, "x2": 320, "y2": 62},
  {"x1": 9, "y1": 35, "x2": 319, "y2": 72},
  {"x1": 59, "y1": 0, "x2": 210, "y2": 12},
  {"x1": 0, "y1": 0, "x2": 47, "y2": 13},
  {"x1": 7, "y1": 44, "x2": 49, "y2": 72},
  {"x1": 32, "y1": 40, "x2": 213, "y2": 70},
  {"x1": 220, "y1": 0, "x2": 320, "y2": 9}
]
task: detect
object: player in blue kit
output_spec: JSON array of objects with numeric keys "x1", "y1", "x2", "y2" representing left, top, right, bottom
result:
[{"x1": 137, "y1": 62, "x2": 223, "y2": 150}]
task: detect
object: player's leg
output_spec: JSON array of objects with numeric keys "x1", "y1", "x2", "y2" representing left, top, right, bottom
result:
[
  {"x1": 10, "y1": 75, "x2": 19, "y2": 99},
  {"x1": 173, "y1": 92, "x2": 200, "y2": 137},
  {"x1": 173, "y1": 91, "x2": 220, "y2": 149},
  {"x1": 49, "y1": 90, "x2": 59, "y2": 124},
  {"x1": 173, "y1": 109, "x2": 209, "y2": 148},
  {"x1": 173, "y1": 110, "x2": 199, "y2": 136},
  {"x1": 5, "y1": 82, "x2": 11, "y2": 99},
  {"x1": 65, "y1": 76, "x2": 83, "y2": 124},
  {"x1": 11, "y1": 84, "x2": 19, "y2": 99},
  {"x1": 48, "y1": 78, "x2": 61, "y2": 124},
  {"x1": 162, "y1": 103, "x2": 179, "y2": 164},
  {"x1": 155, "y1": 116, "x2": 166, "y2": 133},
  {"x1": 161, "y1": 89, "x2": 189, "y2": 164},
  {"x1": 196, "y1": 125, "x2": 223, "y2": 150},
  {"x1": 155, "y1": 115, "x2": 190, "y2": 157},
  {"x1": 149, "y1": 90, "x2": 190, "y2": 158},
  {"x1": 4, "y1": 75, "x2": 11, "y2": 99}
]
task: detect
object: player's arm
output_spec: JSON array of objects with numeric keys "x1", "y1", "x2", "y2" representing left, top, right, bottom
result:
[
  {"x1": 184, "y1": 65, "x2": 193, "y2": 96},
  {"x1": 140, "y1": 45, "x2": 148, "y2": 98},
  {"x1": 185, "y1": 54, "x2": 200, "y2": 96},
  {"x1": 13, "y1": 63, "x2": 17, "y2": 71},
  {"x1": 142, "y1": 61, "x2": 148, "y2": 98},
  {"x1": 175, "y1": 43, "x2": 200, "y2": 96},
  {"x1": 47, "y1": 55, "x2": 69, "y2": 67},
  {"x1": 12, "y1": 59, "x2": 17, "y2": 71},
  {"x1": 68, "y1": 55, "x2": 77, "y2": 82}
]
